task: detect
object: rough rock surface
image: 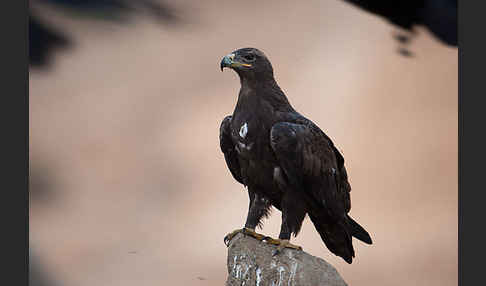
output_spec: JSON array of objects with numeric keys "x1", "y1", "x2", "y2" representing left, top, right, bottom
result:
[{"x1": 225, "y1": 233, "x2": 348, "y2": 286}]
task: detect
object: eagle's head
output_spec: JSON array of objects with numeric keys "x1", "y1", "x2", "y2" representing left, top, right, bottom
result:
[{"x1": 220, "y1": 47, "x2": 274, "y2": 81}]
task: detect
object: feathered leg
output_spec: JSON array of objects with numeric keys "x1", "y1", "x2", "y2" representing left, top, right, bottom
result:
[
  {"x1": 268, "y1": 169, "x2": 306, "y2": 254},
  {"x1": 224, "y1": 189, "x2": 272, "y2": 246},
  {"x1": 245, "y1": 190, "x2": 272, "y2": 229}
]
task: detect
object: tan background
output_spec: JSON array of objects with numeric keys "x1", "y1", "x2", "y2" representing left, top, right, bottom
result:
[{"x1": 30, "y1": 0, "x2": 458, "y2": 285}]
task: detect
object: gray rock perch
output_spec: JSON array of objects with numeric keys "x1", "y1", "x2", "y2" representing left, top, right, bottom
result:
[{"x1": 226, "y1": 234, "x2": 348, "y2": 286}]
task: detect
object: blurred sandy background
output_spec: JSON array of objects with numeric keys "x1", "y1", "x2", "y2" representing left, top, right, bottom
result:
[{"x1": 29, "y1": 0, "x2": 458, "y2": 285}]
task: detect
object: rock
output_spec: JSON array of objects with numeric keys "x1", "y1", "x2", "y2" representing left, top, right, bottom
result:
[{"x1": 225, "y1": 233, "x2": 348, "y2": 286}]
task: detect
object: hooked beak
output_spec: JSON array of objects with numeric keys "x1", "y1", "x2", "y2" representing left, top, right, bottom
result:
[{"x1": 220, "y1": 53, "x2": 252, "y2": 71}]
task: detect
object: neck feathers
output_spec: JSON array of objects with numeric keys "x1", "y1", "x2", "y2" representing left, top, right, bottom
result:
[{"x1": 238, "y1": 77, "x2": 294, "y2": 112}]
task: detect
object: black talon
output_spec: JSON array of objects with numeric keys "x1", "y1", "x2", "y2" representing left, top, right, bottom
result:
[
  {"x1": 242, "y1": 228, "x2": 250, "y2": 236},
  {"x1": 224, "y1": 228, "x2": 245, "y2": 247},
  {"x1": 224, "y1": 235, "x2": 231, "y2": 246}
]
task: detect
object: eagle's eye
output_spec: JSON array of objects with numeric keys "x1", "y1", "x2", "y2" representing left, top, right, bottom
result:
[{"x1": 243, "y1": 54, "x2": 256, "y2": 61}]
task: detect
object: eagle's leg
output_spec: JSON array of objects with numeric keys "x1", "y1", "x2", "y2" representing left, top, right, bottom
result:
[
  {"x1": 270, "y1": 188, "x2": 306, "y2": 255},
  {"x1": 224, "y1": 190, "x2": 273, "y2": 246},
  {"x1": 245, "y1": 190, "x2": 272, "y2": 230}
]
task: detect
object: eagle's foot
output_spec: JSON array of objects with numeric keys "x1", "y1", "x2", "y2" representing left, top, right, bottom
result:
[
  {"x1": 224, "y1": 228, "x2": 268, "y2": 246},
  {"x1": 266, "y1": 239, "x2": 303, "y2": 256}
]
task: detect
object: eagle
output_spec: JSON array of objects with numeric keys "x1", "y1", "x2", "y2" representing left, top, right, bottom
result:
[{"x1": 219, "y1": 48, "x2": 372, "y2": 264}]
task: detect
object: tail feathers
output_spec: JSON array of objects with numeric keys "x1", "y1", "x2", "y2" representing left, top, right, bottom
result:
[
  {"x1": 347, "y1": 215, "x2": 372, "y2": 245},
  {"x1": 309, "y1": 214, "x2": 355, "y2": 264}
]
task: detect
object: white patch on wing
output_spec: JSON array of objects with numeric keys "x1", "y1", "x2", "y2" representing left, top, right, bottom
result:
[{"x1": 239, "y1": 122, "x2": 248, "y2": 138}]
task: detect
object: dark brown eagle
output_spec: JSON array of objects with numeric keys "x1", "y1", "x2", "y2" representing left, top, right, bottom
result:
[{"x1": 219, "y1": 48, "x2": 372, "y2": 263}]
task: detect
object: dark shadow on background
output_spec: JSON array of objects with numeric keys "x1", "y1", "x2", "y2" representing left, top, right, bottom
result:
[
  {"x1": 30, "y1": 250, "x2": 60, "y2": 286},
  {"x1": 29, "y1": 14, "x2": 70, "y2": 68},
  {"x1": 29, "y1": 163, "x2": 56, "y2": 205},
  {"x1": 341, "y1": 0, "x2": 457, "y2": 48},
  {"x1": 30, "y1": 0, "x2": 180, "y2": 69}
]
